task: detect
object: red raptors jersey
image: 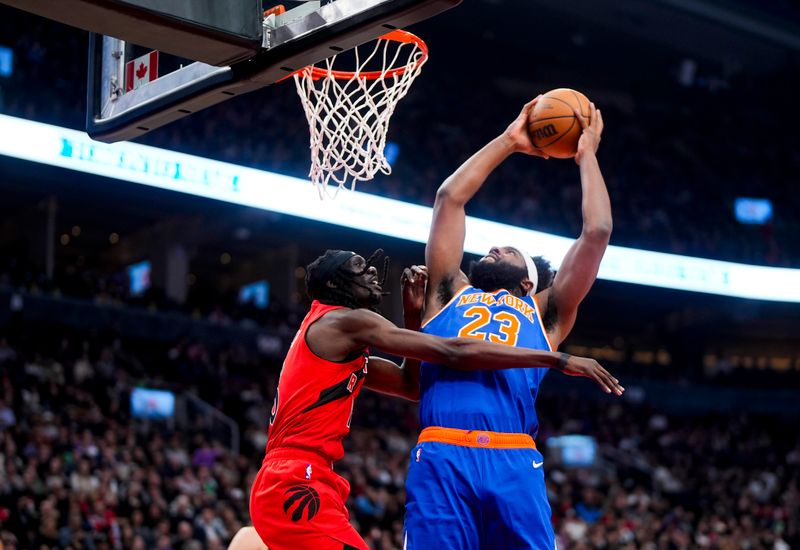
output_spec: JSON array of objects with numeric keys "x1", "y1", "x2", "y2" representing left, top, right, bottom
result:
[{"x1": 266, "y1": 301, "x2": 368, "y2": 463}]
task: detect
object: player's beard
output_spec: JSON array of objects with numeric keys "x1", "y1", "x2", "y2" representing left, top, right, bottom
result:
[
  {"x1": 349, "y1": 280, "x2": 384, "y2": 312},
  {"x1": 367, "y1": 288, "x2": 383, "y2": 311},
  {"x1": 468, "y1": 260, "x2": 528, "y2": 294}
]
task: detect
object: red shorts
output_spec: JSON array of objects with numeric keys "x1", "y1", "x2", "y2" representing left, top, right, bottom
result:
[{"x1": 250, "y1": 448, "x2": 368, "y2": 550}]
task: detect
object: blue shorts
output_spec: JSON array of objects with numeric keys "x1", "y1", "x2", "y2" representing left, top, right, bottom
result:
[{"x1": 403, "y1": 431, "x2": 555, "y2": 550}]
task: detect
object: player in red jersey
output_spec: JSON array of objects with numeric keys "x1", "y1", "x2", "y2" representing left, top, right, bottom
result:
[{"x1": 249, "y1": 249, "x2": 621, "y2": 550}]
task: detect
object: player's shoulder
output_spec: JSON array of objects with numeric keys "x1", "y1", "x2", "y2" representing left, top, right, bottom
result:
[
  {"x1": 531, "y1": 287, "x2": 551, "y2": 308},
  {"x1": 305, "y1": 307, "x2": 375, "y2": 360},
  {"x1": 323, "y1": 307, "x2": 385, "y2": 332},
  {"x1": 305, "y1": 306, "x2": 351, "y2": 338}
]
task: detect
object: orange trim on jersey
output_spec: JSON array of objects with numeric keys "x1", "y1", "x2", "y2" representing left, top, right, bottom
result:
[
  {"x1": 418, "y1": 427, "x2": 537, "y2": 450},
  {"x1": 532, "y1": 295, "x2": 555, "y2": 352},
  {"x1": 420, "y1": 284, "x2": 471, "y2": 329}
]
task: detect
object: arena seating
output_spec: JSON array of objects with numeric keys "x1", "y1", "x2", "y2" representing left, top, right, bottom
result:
[{"x1": 0, "y1": 325, "x2": 797, "y2": 548}]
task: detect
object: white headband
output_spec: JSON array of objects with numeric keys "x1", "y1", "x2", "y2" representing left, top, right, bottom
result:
[{"x1": 510, "y1": 246, "x2": 538, "y2": 296}]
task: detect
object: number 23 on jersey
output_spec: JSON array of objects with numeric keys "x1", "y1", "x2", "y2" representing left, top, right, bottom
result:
[{"x1": 457, "y1": 306, "x2": 521, "y2": 346}]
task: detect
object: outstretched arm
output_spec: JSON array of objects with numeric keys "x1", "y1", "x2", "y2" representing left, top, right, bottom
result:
[
  {"x1": 425, "y1": 98, "x2": 548, "y2": 318},
  {"x1": 337, "y1": 308, "x2": 623, "y2": 395},
  {"x1": 364, "y1": 266, "x2": 427, "y2": 402},
  {"x1": 540, "y1": 103, "x2": 611, "y2": 347}
]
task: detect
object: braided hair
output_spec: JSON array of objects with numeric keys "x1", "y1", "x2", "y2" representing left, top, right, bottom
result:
[{"x1": 305, "y1": 249, "x2": 390, "y2": 312}]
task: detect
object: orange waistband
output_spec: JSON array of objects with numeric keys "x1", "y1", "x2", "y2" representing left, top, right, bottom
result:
[{"x1": 418, "y1": 427, "x2": 537, "y2": 449}]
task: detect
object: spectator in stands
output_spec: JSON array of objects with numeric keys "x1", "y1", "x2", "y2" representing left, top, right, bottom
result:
[{"x1": 0, "y1": 329, "x2": 797, "y2": 547}]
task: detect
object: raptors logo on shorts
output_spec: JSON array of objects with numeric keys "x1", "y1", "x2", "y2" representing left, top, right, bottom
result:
[
  {"x1": 251, "y1": 302, "x2": 371, "y2": 550},
  {"x1": 283, "y1": 485, "x2": 321, "y2": 522}
]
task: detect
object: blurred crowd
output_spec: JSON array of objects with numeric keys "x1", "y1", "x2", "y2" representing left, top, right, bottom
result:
[
  {"x1": 0, "y1": 324, "x2": 797, "y2": 549},
  {"x1": 0, "y1": 257, "x2": 302, "y2": 334},
  {"x1": 0, "y1": 9, "x2": 798, "y2": 267},
  {"x1": 0, "y1": 327, "x2": 260, "y2": 550}
]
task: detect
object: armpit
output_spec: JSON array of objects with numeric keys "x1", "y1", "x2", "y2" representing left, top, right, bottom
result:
[
  {"x1": 437, "y1": 276, "x2": 455, "y2": 307},
  {"x1": 543, "y1": 294, "x2": 559, "y2": 332}
]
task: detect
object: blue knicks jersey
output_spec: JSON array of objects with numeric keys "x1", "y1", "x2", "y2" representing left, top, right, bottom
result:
[{"x1": 420, "y1": 285, "x2": 554, "y2": 437}]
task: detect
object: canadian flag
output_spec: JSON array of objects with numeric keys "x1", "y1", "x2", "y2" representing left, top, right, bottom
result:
[{"x1": 125, "y1": 51, "x2": 159, "y2": 92}]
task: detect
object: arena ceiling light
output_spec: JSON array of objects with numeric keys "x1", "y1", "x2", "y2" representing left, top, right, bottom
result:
[{"x1": 1, "y1": 113, "x2": 798, "y2": 303}]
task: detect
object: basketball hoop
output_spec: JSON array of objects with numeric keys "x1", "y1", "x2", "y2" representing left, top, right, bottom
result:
[{"x1": 292, "y1": 30, "x2": 428, "y2": 198}]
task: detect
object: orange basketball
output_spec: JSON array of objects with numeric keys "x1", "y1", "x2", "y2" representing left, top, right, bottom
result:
[{"x1": 527, "y1": 88, "x2": 591, "y2": 159}]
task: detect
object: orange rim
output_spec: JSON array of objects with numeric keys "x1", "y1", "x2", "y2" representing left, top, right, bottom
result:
[
  {"x1": 294, "y1": 30, "x2": 428, "y2": 81},
  {"x1": 264, "y1": 5, "x2": 286, "y2": 17}
]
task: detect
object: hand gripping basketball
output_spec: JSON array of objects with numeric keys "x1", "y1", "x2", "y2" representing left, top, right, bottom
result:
[
  {"x1": 503, "y1": 96, "x2": 550, "y2": 159},
  {"x1": 574, "y1": 102, "x2": 604, "y2": 166}
]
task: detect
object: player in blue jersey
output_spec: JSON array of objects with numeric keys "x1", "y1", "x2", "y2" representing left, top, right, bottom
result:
[{"x1": 403, "y1": 97, "x2": 617, "y2": 549}]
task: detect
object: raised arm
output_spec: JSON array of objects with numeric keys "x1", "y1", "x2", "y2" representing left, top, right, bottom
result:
[
  {"x1": 425, "y1": 98, "x2": 548, "y2": 318},
  {"x1": 337, "y1": 308, "x2": 622, "y2": 395},
  {"x1": 364, "y1": 266, "x2": 427, "y2": 402},
  {"x1": 540, "y1": 103, "x2": 611, "y2": 347}
]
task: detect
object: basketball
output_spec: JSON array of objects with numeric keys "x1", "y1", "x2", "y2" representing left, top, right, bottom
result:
[{"x1": 527, "y1": 88, "x2": 591, "y2": 159}]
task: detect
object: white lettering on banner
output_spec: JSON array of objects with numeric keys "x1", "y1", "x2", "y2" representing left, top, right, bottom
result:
[
  {"x1": 0, "y1": 113, "x2": 798, "y2": 303},
  {"x1": 59, "y1": 137, "x2": 240, "y2": 192}
]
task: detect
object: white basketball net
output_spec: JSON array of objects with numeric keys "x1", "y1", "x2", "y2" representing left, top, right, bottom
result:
[{"x1": 293, "y1": 31, "x2": 427, "y2": 198}]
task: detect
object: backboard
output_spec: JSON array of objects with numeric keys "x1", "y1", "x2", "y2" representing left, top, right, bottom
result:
[{"x1": 0, "y1": 0, "x2": 460, "y2": 143}]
